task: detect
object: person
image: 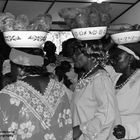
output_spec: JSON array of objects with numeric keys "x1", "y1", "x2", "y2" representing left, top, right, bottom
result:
[
  {"x1": 0, "y1": 31, "x2": 11, "y2": 89},
  {"x1": 109, "y1": 42, "x2": 140, "y2": 140},
  {"x1": 0, "y1": 48, "x2": 73, "y2": 140},
  {"x1": 59, "y1": 38, "x2": 78, "y2": 59},
  {"x1": 43, "y1": 41, "x2": 57, "y2": 66},
  {"x1": 43, "y1": 41, "x2": 58, "y2": 75},
  {"x1": 2, "y1": 48, "x2": 44, "y2": 87},
  {"x1": 58, "y1": 38, "x2": 84, "y2": 79},
  {"x1": 55, "y1": 61, "x2": 77, "y2": 91},
  {"x1": 101, "y1": 34, "x2": 121, "y2": 82},
  {"x1": 71, "y1": 40, "x2": 121, "y2": 140},
  {"x1": 2, "y1": 71, "x2": 13, "y2": 87},
  {"x1": 54, "y1": 61, "x2": 78, "y2": 103}
]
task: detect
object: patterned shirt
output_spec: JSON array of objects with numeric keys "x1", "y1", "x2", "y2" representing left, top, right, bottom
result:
[{"x1": 0, "y1": 77, "x2": 72, "y2": 140}]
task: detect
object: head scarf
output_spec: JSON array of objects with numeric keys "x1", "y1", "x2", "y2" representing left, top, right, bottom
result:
[
  {"x1": 74, "y1": 40, "x2": 109, "y2": 65},
  {"x1": 117, "y1": 43, "x2": 140, "y2": 60},
  {"x1": 9, "y1": 48, "x2": 44, "y2": 66}
]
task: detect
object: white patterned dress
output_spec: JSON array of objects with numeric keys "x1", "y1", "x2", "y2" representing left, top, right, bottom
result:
[
  {"x1": 0, "y1": 77, "x2": 72, "y2": 140},
  {"x1": 115, "y1": 69, "x2": 140, "y2": 140},
  {"x1": 71, "y1": 69, "x2": 121, "y2": 140}
]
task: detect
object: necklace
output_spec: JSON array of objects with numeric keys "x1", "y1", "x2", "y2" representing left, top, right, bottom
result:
[
  {"x1": 81, "y1": 62, "x2": 99, "y2": 80},
  {"x1": 115, "y1": 70, "x2": 137, "y2": 89},
  {"x1": 18, "y1": 74, "x2": 40, "y2": 80}
]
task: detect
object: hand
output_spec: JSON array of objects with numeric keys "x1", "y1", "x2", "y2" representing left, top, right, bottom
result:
[
  {"x1": 113, "y1": 124, "x2": 125, "y2": 139},
  {"x1": 73, "y1": 125, "x2": 82, "y2": 140}
]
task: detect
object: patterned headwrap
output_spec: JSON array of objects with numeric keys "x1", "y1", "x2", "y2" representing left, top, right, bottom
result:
[
  {"x1": 9, "y1": 48, "x2": 44, "y2": 66},
  {"x1": 74, "y1": 40, "x2": 109, "y2": 66}
]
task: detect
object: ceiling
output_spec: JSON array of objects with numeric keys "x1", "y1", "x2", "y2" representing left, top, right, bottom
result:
[{"x1": 0, "y1": 0, "x2": 140, "y2": 30}]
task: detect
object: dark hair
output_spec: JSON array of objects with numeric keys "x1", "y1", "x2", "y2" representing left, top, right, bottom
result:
[
  {"x1": 101, "y1": 34, "x2": 115, "y2": 52},
  {"x1": 43, "y1": 41, "x2": 56, "y2": 54},
  {"x1": 74, "y1": 40, "x2": 101, "y2": 56},
  {"x1": 131, "y1": 59, "x2": 140, "y2": 69},
  {"x1": 0, "y1": 31, "x2": 11, "y2": 60},
  {"x1": 0, "y1": 32, "x2": 11, "y2": 89},
  {"x1": 73, "y1": 40, "x2": 108, "y2": 66},
  {"x1": 43, "y1": 41, "x2": 56, "y2": 64},
  {"x1": 2, "y1": 72, "x2": 13, "y2": 87},
  {"x1": 55, "y1": 61, "x2": 72, "y2": 88},
  {"x1": 60, "y1": 38, "x2": 79, "y2": 58}
]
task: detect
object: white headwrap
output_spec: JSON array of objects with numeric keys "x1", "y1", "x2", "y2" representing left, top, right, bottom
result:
[
  {"x1": 9, "y1": 49, "x2": 44, "y2": 66},
  {"x1": 117, "y1": 45, "x2": 140, "y2": 60}
]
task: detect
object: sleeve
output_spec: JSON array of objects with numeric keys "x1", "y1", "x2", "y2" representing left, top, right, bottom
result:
[
  {"x1": 121, "y1": 74, "x2": 140, "y2": 140},
  {"x1": 80, "y1": 72, "x2": 119, "y2": 140},
  {"x1": 124, "y1": 120, "x2": 140, "y2": 139}
]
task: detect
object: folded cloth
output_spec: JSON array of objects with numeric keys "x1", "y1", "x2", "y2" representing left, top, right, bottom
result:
[{"x1": 9, "y1": 48, "x2": 44, "y2": 66}]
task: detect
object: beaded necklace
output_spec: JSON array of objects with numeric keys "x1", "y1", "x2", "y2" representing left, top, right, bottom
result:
[
  {"x1": 80, "y1": 62, "x2": 99, "y2": 81},
  {"x1": 115, "y1": 70, "x2": 137, "y2": 90},
  {"x1": 18, "y1": 74, "x2": 40, "y2": 80}
]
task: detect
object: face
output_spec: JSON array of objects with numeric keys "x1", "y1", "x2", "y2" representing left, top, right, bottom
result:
[
  {"x1": 73, "y1": 51, "x2": 88, "y2": 69},
  {"x1": 110, "y1": 50, "x2": 131, "y2": 73}
]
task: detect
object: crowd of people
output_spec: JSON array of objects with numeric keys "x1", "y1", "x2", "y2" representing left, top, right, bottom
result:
[{"x1": 0, "y1": 28, "x2": 140, "y2": 140}]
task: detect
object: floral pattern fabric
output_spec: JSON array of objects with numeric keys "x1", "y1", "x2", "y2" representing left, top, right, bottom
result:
[{"x1": 0, "y1": 79, "x2": 72, "y2": 140}]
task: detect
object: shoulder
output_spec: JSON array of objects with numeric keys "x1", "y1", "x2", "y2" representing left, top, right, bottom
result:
[
  {"x1": 90, "y1": 69, "x2": 114, "y2": 87},
  {"x1": 0, "y1": 81, "x2": 19, "y2": 98},
  {"x1": 93, "y1": 69, "x2": 110, "y2": 79}
]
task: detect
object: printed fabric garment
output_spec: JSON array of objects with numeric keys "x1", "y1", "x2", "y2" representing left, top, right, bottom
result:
[
  {"x1": 71, "y1": 69, "x2": 121, "y2": 140},
  {"x1": 0, "y1": 78, "x2": 72, "y2": 140},
  {"x1": 115, "y1": 69, "x2": 140, "y2": 140}
]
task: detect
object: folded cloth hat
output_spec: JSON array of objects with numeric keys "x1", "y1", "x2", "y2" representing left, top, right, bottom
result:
[
  {"x1": 117, "y1": 42, "x2": 140, "y2": 60},
  {"x1": 9, "y1": 48, "x2": 44, "y2": 66}
]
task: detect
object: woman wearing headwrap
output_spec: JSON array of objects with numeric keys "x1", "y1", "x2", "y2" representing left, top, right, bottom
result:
[
  {"x1": 71, "y1": 40, "x2": 121, "y2": 140},
  {"x1": 0, "y1": 48, "x2": 72, "y2": 140},
  {"x1": 109, "y1": 42, "x2": 140, "y2": 140}
]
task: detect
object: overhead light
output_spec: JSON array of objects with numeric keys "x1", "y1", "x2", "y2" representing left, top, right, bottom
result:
[
  {"x1": 97, "y1": 0, "x2": 103, "y2": 3},
  {"x1": 91, "y1": 0, "x2": 106, "y2": 3}
]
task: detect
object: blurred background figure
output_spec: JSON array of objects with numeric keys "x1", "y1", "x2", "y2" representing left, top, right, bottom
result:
[
  {"x1": 59, "y1": 38, "x2": 78, "y2": 59},
  {"x1": 43, "y1": 41, "x2": 57, "y2": 75},
  {"x1": 0, "y1": 48, "x2": 73, "y2": 140},
  {"x1": 101, "y1": 34, "x2": 121, "y2": 82},
  {"x1": 55, "y1": 60, "x2": 78, "y2": 103},
  {"x1": 0, "y1": 31, "x2": 11, "y2": 89},
  {"x1": 43, "y1": 41, "x2": 57, "y2": 65}
]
